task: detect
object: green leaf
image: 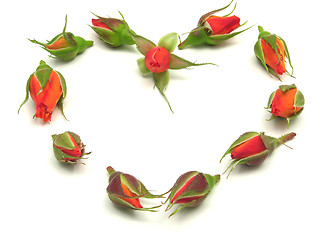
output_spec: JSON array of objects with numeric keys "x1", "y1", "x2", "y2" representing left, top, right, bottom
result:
[
  {"x1": 153, "y1": 71, "x2": 173, "y2": 113},
  {"x1": 158, "y1": 32, "x2": 179, "y2": 52}
]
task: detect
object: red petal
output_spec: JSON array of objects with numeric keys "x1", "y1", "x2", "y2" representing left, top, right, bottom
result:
[
  {"x1": 144, "y1": 47, "x2": 171, "y2": 73},
  {"x1": 261, "y1": 38, "x2": 286, "y2": 75},
  {"x1": 120, "y1": 180, "x2": 143, "y2": 209},
  {"x1": 231, "y1": 135, "x2": 266, "y2": 160},
  {"x1": 271, "y1": 88, "x2": 302, "y2": 118},
  {"x1": 92, "y1": 19, "x2": 111, "y2": 30},
  {"x1": 206, "y1": 15, "x2": 240, "y2": 35},
  {"x1": 56, "y1": 133, "x2": 82, "y2": 158},
  {"x1": 171, "y1": 174, "x2": 197, "y2": 203},
  {"x1": 46, "y1": 36, "x2": 72, "y2": 50},
  {"x1": 29, "y1": 71, "x2": 63, "y2": 122}
]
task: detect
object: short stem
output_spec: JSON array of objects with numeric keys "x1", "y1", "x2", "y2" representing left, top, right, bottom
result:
[
  {"x1": 278, "y1": 132, "x2": 296, "y2": 143},
  {"x1": 107, "y1": 166, "x2": 115, "y2": 174}
]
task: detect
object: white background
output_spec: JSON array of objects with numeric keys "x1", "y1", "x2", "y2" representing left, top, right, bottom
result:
[{"x1": 1, "y1": 0, "x2": 319, "y2": 239}]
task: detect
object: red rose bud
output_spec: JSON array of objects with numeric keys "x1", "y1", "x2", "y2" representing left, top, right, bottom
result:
[
  {"x1": 90, "y1": 13, "x2": 135, "y2": 47},
  {"x1": 52, "y1": 131, "x2": 90, "y2": 164},
  {"x1": 18, "y1": 61, "x2": 67, "y2": 122},
  {"x1": 254, "y1": 26, "x2": 293, "y2": 79},
  {"x1": 144, "y1": 47, "x2": 171, "y2": 73},
  {"x1": 220, "y1": 131, "x2": 296, "y2": 177},
  {"x1": 29, "y1": 15, "x2": 93, "y2": 61},
  {"x1": 120, "y1": 14, "x2": 215, "y2": 112},
  {"x1": 178, "y1": 0, "x2": 251, "y2": 49},
  {"x1": 267, "y1": 84, "x2": 304, "y2": 124},
  {"x1": 106, "y1": 167, "x2": 163, "y2": 211},
  {"x1": 164, "y1": 171, "x2": 220, "y2": 217}
]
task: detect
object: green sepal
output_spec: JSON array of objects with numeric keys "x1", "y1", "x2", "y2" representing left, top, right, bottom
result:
[
  {"x1": 267, "y1": 90, "x2": 276, "y2": 109},
  {"x1": 165, "y1": 172, "x2": 220, "y2": 217},
  {"x1": 18, "y1": 60, "x2": 53, "y2": 113},
  {"x1": 204, "y1": 174, "x2": 220, "y2": 190},
  {"x1": 223, "y1": 149, "x2": 270, "y2": 177},
  {"x1": 108, "y1": 193, "x2": 161, "y2": 212},
  {"x1": 137, "y1": 57, "x2": 150, "y2": 75},
  {"x1": 52, "y1": 132, "x2": 78, "y2": 150},
  {"x1": 205, "y1": 23, "x2": 253, "y2": 45},
  {"x1": 220, "y1": 131, "x2": 260, "y2": 162},
  {"x1": 254, "y1": 38, "x2": 269, "y2": 74},
  {"x1": 166, "y1": 171, "x2": 199, "y2": 202},
  {"x1": 279, "y1": 84, "x2": 296, "y2": 92},
  {"x1": 90, "y1": 25, "x2": 122, "y2": 47},
  {"x1": 18, "y1": 73, "x2": 33, "y2": 113},
  {"x1": 56, "y1": 71, "x2": 68, "y2": 120},
  {"x1": 34, "y1": 60, "x2": 53, "y2": 95},
  {"x1": 294, "y1": 89, "x2": 305, "y2": 109},
  {"x1": 119, "y1": 12, "x2": 156, "y2": 55},
  {"x1": 73, "y1": 36, "x2": 93, "y2": 54},
  {"x1": 153, "y1": 71, "x2": 173, "y2": 113},
  {"x1": 278, "y1": 36, "x2": 294, "y2": 76},
  {"x1": 90, "y1": 13, "x2": 135, "y2": 47},
  {"x1": 198, "y1": 0, "x2": 235, "y2": 26},
  {"x1": 169, "y1": 54, "x2": 215, "y2": 70},
  {"x1": 158, "y1": 32, "x2": 179, "y2": 52},
  {"x1": 178, "y1": 27, "x2": 208, "y2": 49},
  {"x1": 133, "y1": 34, "x2": 156, "y2": 55}
]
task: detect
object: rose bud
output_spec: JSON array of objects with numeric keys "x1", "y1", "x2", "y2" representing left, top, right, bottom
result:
[
  {"x1": 106, "y1": 166, "x2": 163, "y2": 211},
  {"x1": 90, "y1": 13, "x2": 135, "y2": 47},
  {"x1": 29, "y1": 15, "x2": 93, "y2": 61},
  {"x1": 267, "y1": 84, "x2": 305, "y2": 124},
  {"x1": 254, "y1": 26, "x2": 293, "y2": 79},
  {"x1": 220, "y1": 131, "x2": 296, "y2": 177},
  {"x1": 178, "y1": 0, "x2": 252, "y2": 49},
  {"x1": 52, "y1": 131, "x2": 91, "y2": 164},
  {"x1": 18, "y1": 60, "x2": 67, "y2": 122},
  {"x1": 120, "y1": 15, "x2": 214, "y2": 112},
  {"x1": 164, "y1": 171, "x2": 220, "y2": 217}
]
